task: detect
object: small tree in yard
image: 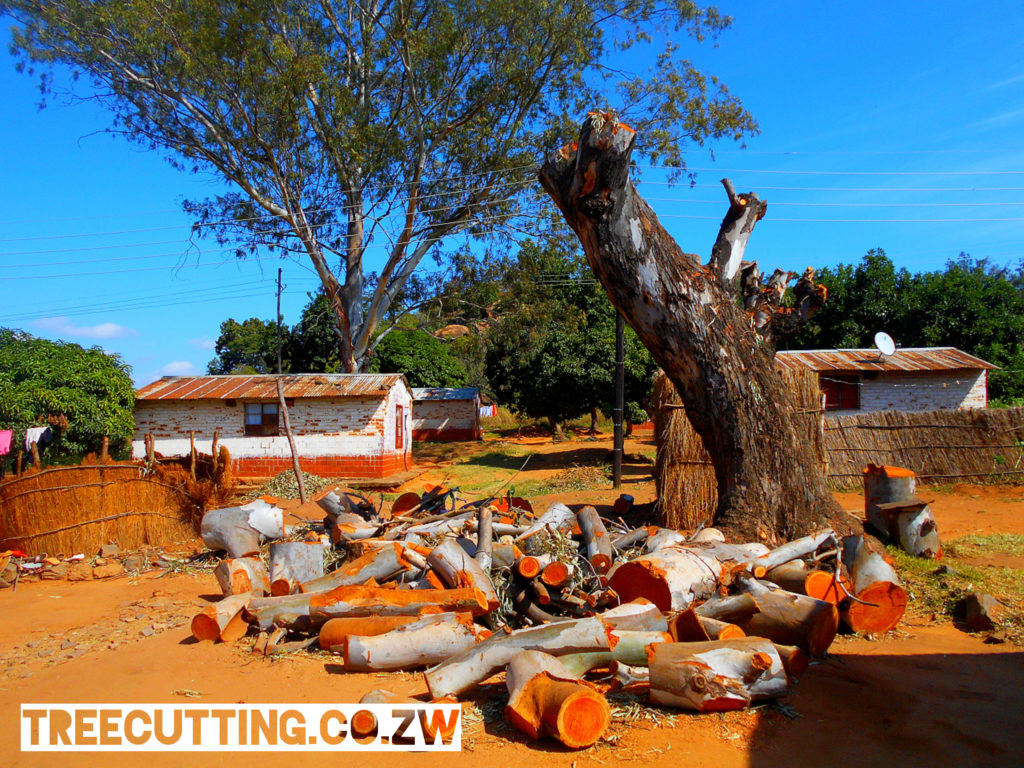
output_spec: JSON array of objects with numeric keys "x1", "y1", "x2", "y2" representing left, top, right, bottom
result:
[
  {"x1": 0, "y1": 328, "x2": 135, "y2": 459},
  {"x1": 4, "y1": 0, "x2": 755, "y2": 371},
  {"x1": 540, "y1": 113, "x2": 843, "y2": 542}
]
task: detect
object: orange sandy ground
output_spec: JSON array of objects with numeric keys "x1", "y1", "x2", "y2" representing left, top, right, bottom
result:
[{"x1": 2, "y1": 435, "x2": 1023, "y2": 767}]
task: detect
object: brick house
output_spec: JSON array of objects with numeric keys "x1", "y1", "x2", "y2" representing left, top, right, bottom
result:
[
  {"x1": 411, "y1": 387, "x2": 482, "y2": 441},
  {"x1": 132, "y1": 374, "x2": 413, "y2": 478},
  {"x1": 775, "y1": 348, "x2": 995, "y2": 414}
]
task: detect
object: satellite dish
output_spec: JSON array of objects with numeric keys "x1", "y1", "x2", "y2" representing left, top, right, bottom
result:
[{"x1": 874, "y1": 331, "x2": 896, "y2": 358}]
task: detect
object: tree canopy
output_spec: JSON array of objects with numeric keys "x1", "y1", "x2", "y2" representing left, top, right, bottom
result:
[
  {"x1": 366, "y1": 330, "x2": 467, "y2": 388},
  {"x1": 4, "y1": 0, "x2": 756, "y2": 371},
  {"x1": 0, "y1": 328, "x2": 135, "y2": 458},
  {"x1": 483, "y1": 238, "x2": 656, "y2": 432}
]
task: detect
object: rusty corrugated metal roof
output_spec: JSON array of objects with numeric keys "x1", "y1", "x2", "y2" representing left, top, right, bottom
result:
[
  {"x1": 775, "y1": 347, "x2": 996, "y2": 373},
  {"x1": 136, "y1": 373, "x2": 409, "y2": 401},
  {"x1": 411, "y1": 387, "x2": 480, "y2": 402}
]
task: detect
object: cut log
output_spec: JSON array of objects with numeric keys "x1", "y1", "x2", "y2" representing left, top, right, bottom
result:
[
  {"x1": 517, "y1": 502, "x2": 576, "y2": 552},
  {"x1": 577, "y1": 506, "x2": 614, "y2": 573},
  {"x1": 214, "y1": 557, "x2": 269, "y2": 597},
  {"x1": 764, "y1": 560, "x2": 850, "y2": 606},
  {"x1": 301, "y1": 543, "x2": 410, "y2": 593},
  {"x1": 491, "y1": 543, "x2": 524, "y2": 570},
  {"x1": 191, "y1": 593, "x2": 252, "y2": 643},
  {"x1": 424, "y1": 617, "x2": 612, "y2": 699},
  {"x1": 669, "y1": 609, "x2": 745, "y2": 642},
  {"x1": 201, "y1": 500, "x2": 284, "y2": 557},
  {"x1": 691, "y1": 528, "x2": 725, "y2": 543},
  {"x1": 607, "y1": 546, "x2": 722, "y2": 612},
  {"x1": 648, "y1": 638, "x2": 788, "y2": 712},
  {"x1": 511, "y1": 584, "x2": 562, "y2": 625},
  {"x1": 269, "y1": 541, "x2": 325, "y2": 596},
  {"x1": 645, "y1": 527, "x2": 685, "y2": 552},
  {"x1": 515, "y1": 554, "x2": 550, "y2": 580},
  {"x1": 505, "y1": 650, "x2": 611, "y2": 749},
  {"x1": 356, "y1": 690, "x2": 459, "y2": 743},
  {"x1": 609, "y1": 660, "x2": 649, "y2": 688},
  {"x1": 773, "y1": 643, "x2": 809, "y2": 680},
  {"x1": 734, "y1": 575, "x2": 839, "y2": 657},
  {"x1": 540, "y1": 560, "x2": 573, "y2": 589},
  {"x1": 612, "y1": 528, "x2": 650, "y2": 552},
  {"x1": 246, "y1": 584, "x2": 489, "y2": 632},
  {"x1": 742, "y1": 530, "x2": 835, "y2": 577},
  {"x1": 318, "y1": 615, "x2": 423, "y2": 651},
  {"x1": 475, "y1": 505, "x2": 494, "y2": 572},
  {"x1": 426, "y1": 538, "x2": 499, "y2": 611},
  {"x1": 599, "y1": 599, "x2": 669, "y2": 632},
  {"x1": 840, "y1": 535, "x2": 908, "y2": 634},
  {"x1": 870, "y1": 500, "x2": 942, "y2": 559},
  {"x1": 693, "y1": 593, "x2": 760, "y2": 623},
  {"x1": 344, "y1": 612, "x2": 485, "y2": 671},
  {"x1": 863, "y1": 464, "x2": 916, "y2": 531}
]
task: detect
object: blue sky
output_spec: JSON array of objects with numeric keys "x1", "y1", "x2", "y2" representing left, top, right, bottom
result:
[{"x1": 2, "y1": 1, "x2": 1024, "y2": 385}]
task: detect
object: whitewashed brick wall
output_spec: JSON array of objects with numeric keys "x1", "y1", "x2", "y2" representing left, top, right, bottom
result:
[
  {"x1": 412, "y1": 398, "x2": 479, "y2": 432},
  {"x1": 853, "y1": 371, "x2": 987, "y2": 413},
  {"x1": 131, "y1": 386, "x2": 413, "y2": 460}
]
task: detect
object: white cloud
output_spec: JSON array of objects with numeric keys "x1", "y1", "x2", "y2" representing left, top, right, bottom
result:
[
  {"x1": 160, "y1": 360, "x2": 197, "y2": 376},
  {"x1": 188, "y1": 337, "x2": 217, "y2": 351},
  {"x1": 33, "y1": 316, "x2": 138, "y2": 340}
]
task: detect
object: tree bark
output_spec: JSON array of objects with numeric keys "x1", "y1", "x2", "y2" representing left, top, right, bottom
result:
[
  {"x1": 269, "y1": 540, "x2": 325, "y2": 596},
  {"x1": 343, "y1": 611, "x2": 485, "y2": 671},
  {"x1": 214, "y1": 557, "x2": 270, "y2": 597},
  {"x1": 539, "y1": 112, "x2": 845, "y2": 542}
]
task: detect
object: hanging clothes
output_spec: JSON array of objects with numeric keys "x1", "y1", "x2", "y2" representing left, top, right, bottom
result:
[
  {"x1": 24, "y1": 426, "x2": 49, "y2": 452},
  {"x1": 0, "y1": 430, "x2": 12, "y2": 456}
]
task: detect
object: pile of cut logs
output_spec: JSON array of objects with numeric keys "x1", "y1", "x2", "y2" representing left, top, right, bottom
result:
[{"x1": 193, "y1": 487, "x2": 909, "y2": 749}]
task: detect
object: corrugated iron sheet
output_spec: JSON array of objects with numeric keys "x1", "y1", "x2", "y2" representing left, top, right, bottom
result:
[
  {"x1": 775, "y1": 347, "x2": 996, "y2": 373},
  {"x1": 411, "y1": 387, "x2": 480, "y2": 402},
  {"x1": 136, "y1": 374, "x2": 407, "y2": 401}
]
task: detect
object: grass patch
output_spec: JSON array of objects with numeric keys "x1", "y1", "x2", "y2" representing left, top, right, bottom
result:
[
  {"x1": 890, "y1": 534, "x2": 1024, "y2": 644},
  {"x1": 513, "y1": 464, "x2": 613, "y2": 497}
]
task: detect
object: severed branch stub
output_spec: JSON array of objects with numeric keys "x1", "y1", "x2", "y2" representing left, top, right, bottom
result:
[{"x1": 538, "y1": 111, "x2": 847, "y2": 542}]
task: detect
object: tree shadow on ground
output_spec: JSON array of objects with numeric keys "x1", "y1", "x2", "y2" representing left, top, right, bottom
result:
[{"x1": 749, "y1": 649, "x2": 1024, "y2": 768}]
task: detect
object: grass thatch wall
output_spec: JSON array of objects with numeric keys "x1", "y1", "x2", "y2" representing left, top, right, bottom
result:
[
  {"x1": 0, "y1": 450, "x2": 234, "y2": 557},
  {"x1": 825, "y1": 407, "x2": 1024, "y2": 487},
  {"x1": 654, "y1": 368, "x2": 823, "y2": 530}
]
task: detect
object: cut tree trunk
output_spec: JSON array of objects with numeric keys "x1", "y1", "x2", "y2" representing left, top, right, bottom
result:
[
  {"x1": 539, "y1": 112, "x2": 846, "y2": 542},
  {"x1": 505, "y1": 651, "x2": 611, "y2": 749},
  {"x1": 214, "y1": 557, "x2": 270, "y2": 597},
  {"x1": 344, "y1": 612, "x2": 485, "y2": 671},
  {"x1": 577, "y1": 506, "x2": 614, "y2": 574},
  {"x1": 423, "y1": 617, "x2": 613, "y2": 699},
  {"x1": 475, "y1": 505, "x2": 494, "y2": 572},
  {"x1": 734, "y1": 574, "x2": 839, "y2": 657},
  {"x1": 840, "y1": 535, "x2": 908, "y2": 634},
  {"x1": 318, "y1": 615, "x2": 423, "y2": 651},
  {"x1": 246, "y1": 584, "x2": 489, "y2": 632},
  {"x1": 191, "y1": 593, "x2": 252, "y2": 643},
  {"x1": 607, "y1": 546, "x2": 721, "y2": 612},
  {"x1": 517, "y1": 502, "x2": 576, "y2": 552},
  {"x1": 694, "y1": 593, "x2": 760, "y2": 624},
  {"x1": 201, "y1": 500, "x2": 284, "y2": 558},
  {"x1": 426, "y1": 538, "x2": 499, "y2": 611},
  {"x1": 269, "y1": 541, "x2": 325, "y2": 596},
  {"x1": 669, "y1": 609, "x2": 746, "y2": 642},
  {"x1": 763, "y1": 560, "x2": 850, "y2": 605},
  {"x1": 647, "y1": 638, "x2": 788, "y2": 712},
  {"x1": 356, "y1": 690, "x2": 459, "y2": 743},
  {"x1": 300, "y1": 543, "x2": 409, "y2": 593}
]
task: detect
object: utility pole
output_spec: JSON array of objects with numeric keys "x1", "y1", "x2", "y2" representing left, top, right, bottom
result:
[
  {"x1": 276, "y1": 267, "x2": 284, "y2": 375},
  {"x1": 613, "y1": 312, "x2": 624, "y2": 489}
]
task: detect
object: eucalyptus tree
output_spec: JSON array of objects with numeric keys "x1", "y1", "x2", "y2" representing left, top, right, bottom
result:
[{"x1": 4, "y1": 0, "x2": 756, "y2": 370}]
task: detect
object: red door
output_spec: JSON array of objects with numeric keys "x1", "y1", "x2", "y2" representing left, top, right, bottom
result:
[{"x1": 395, "y1": 404, "x2": 404, "y2": 449}]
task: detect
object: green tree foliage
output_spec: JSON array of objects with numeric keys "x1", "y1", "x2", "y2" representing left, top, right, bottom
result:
[
  {"x1": 4, "y1": 0, "x2": 757, "y2": 371},
  {"x1": 366, "y1": 331, "x2": 467, "y2": 388},
  {"x1": 0, "y1": 328, "x2": 135, "y2": 458},
  {"x1": 791, "y1": 251, "x2": 1024, "y2": 402},
  {"x1": 207, "y1": 318, "x2": 285, "y2": 374},
  {"x1": 483, "y1": 238, "x2": 657, "y2": 433}
]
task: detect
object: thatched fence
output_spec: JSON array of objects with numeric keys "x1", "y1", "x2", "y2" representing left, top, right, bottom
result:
[
  {"x1": 825, "y1": 407, "x2": 1024, "y2": 487},
  {"x1": 0, "y1": 450, "x2": 234, "y2": 557}
]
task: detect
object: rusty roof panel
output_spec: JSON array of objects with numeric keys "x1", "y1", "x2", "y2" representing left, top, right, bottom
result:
[
  {"x1": 775, "y1": 347, "x2": 996, "y2": 373},
  {"x1": 136, "y1": 374, "x2": 408, "y2": 401}
]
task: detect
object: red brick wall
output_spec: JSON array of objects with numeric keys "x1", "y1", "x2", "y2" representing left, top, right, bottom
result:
[{"x1": 233, "y1": 452, "x2": 410, "y2": 479}]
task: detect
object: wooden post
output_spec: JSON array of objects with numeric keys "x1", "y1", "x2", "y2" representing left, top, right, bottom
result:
[
  {"x1": 30, "y1": 442, "x2": 40, "y2": 469},
  {"x1": 613, "y1": 312, "x2": 624, "y2": 488},
  {"x1": 277, "y1": 378, "x2": 307, "y2": 504},
  {"x1": 100, "y1": 436, "x2": 109, "y2": 462},
  {"x1": 189, "y1": 431, "x2": 196, "y2": 480},
  {"x1": 16, "y1": 449, "x2": 23, "y2": 476},
  {"x1": 145, "y1": 434, "x2": 155, "y2": 464},
  {"x1": 211, "y1": 429, "x2": 220, "y2": 474}
]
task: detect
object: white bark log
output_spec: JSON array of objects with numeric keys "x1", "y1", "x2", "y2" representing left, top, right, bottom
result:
[
  {"x1": 426, "y1": 538, "x2": 499, "y2": 611},
  {"x1": 344, "y1": 612, "x2": 485, "y2": 671},
  {"x1": 269, "y1": 540, "x2": 326, "y2": 596},
  {"x1": 214, "y1": 557, "x2": 269, "y2": 597},
  {"x1": 607, "y1": 546, "x2": 722, "y2": 612}
]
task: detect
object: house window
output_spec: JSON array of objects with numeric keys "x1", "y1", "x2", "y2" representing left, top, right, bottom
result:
[
  {"x1": 244, "y1": 402, "x2": 279, "y2": 436},
  {"x1": 395, "y1": 404, "x2": 405, "y2": 449},
  {"x1": 821, "y1": 375, "x2": 860, "y2": 411}
]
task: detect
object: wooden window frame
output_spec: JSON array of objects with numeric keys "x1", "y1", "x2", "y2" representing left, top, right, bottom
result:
[
  {"x1": 821, "y1": 375, "x2": 860, "y2": 411},
  {"x1": 244, "y1": 402, "x2": 280, "y2": 437}
]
